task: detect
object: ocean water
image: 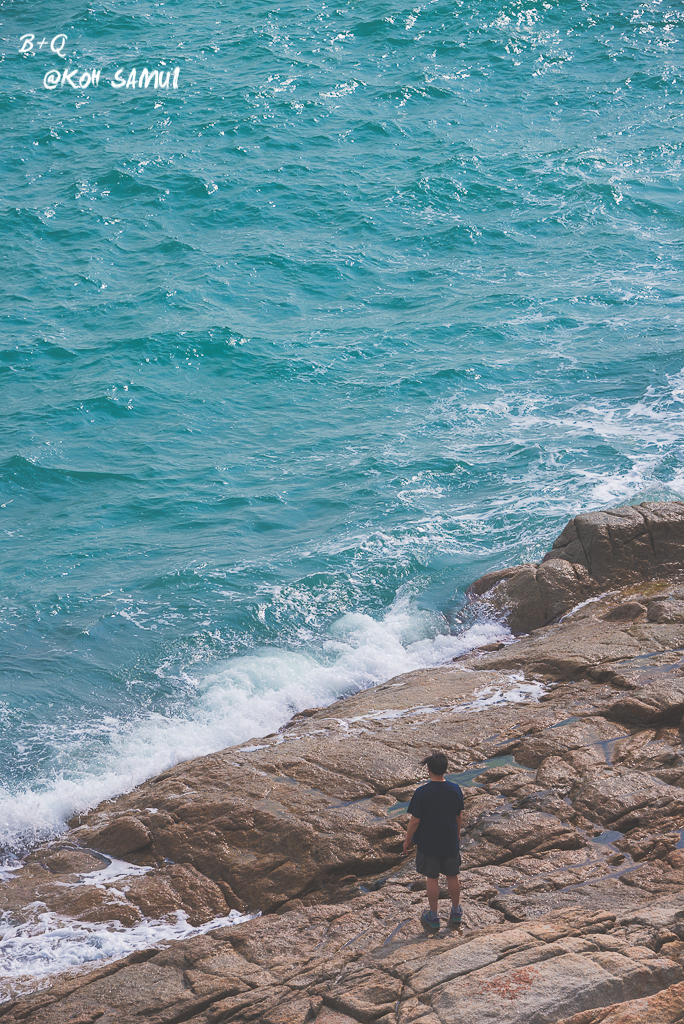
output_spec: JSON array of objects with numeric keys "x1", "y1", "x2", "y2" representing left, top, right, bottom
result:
[{"x1": 1, "y1": 0, "x2": 684, "y2": 869}]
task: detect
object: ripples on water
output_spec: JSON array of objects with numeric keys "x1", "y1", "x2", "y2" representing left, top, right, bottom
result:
[{"x1": 0, "y1": 0, "x2": 683, "y2": 850}]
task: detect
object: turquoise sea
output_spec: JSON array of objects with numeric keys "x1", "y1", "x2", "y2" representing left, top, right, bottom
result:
[{"x1": 1, "y1": 0, "x2": 684, "y2": 859}]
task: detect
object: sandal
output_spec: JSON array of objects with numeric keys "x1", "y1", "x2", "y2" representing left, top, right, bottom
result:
[
  {"x1": 420, "y1": 909, "x2": 440, "y2": 935},
  {"x1": 447, "y1": 905, "x2": 463, "y2": 929}
]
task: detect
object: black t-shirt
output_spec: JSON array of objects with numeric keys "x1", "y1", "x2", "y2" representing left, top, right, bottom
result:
[{"x1": 408, "y1": 780, "x2": 464, "y2": 857}]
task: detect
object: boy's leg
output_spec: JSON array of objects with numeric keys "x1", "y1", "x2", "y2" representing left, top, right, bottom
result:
[
  {"x1": 425, "y1": 875, "x2": 440, "y2": 913},
  {"x1": 446, "y1": 873, "x2": 460, "y2": 909},
  {"x1": 416, "y1": 851, "x2": 441, "y2": 915},
  {"x1": 416, "y1": 854, "x2": 441, "y2": 933}
]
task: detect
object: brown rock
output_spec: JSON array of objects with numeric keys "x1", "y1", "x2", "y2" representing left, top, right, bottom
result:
[
  {"x1": 570, "y1": 767, "x2": 684, "y2": 832},
  {"x1": 432, "y1": 951, "x2": 683, "y2": 1024},
  {"x1": 469, "y1": 558, "x2": 595, "y2": 636},
  {"x1": 324, "y1": 968, "x2": 402, "y2": 1020},
  {"x1": 605, "y1": 677, "x2": 684, "y2": 726},
  {"x1": 124, "y1": 863, "x2": 229, "y2": 925},
  {"x1": 466, "y1": 618, "x2": 654, "y2": 680},
  {"x1": 82, "y1": 816, "x2": 152, "y2": 857},
  {"x1": 648, "y1": 600, "x2": 684, "y2": 624},
  {"x1": 612, "y1": 735, "x2": 651, "y2": 762},
  {"x1": 468, "y1": 501, "x2": 684, "y2": 633},
  {"x1": 619, "y1": 862, "x2": 682, "y2": 896},
  {"x1": 536, "y1": 757, "x2": 580, "y2": 793},
  {"x1": 468, "y1": 809, "x2": 583, "y2": 862},
  {"x1": 615, "y1": 830, "x2": 680, "y2": 863},
  {"x1": 25, "y1": 847, "x2": 109, "y2": 874},
  {"x1": 554, "y1": 978, "x2": 684, "y2": 1023},
  {"x1": 514, "y1": 717, "x2": 627, "y2": 769},
  {"x1": 546, "y1": 504, "x2": 684, "y2": 580},
  {"x1": 602, "y1": 602, "x2": 647, "y2": 622},
  {"x1": 403, "y1": 927, "x2": 543, "y2": 993},
  {"x1": 315, "y1": 1010, "x2": 360, "y2": 1024},
  {"x1": 261, "y1": 995, "x2": 322, "y2": 1024},
  {"x1": 54, "y1": 961, "x2": 192, "y2": 1018}
]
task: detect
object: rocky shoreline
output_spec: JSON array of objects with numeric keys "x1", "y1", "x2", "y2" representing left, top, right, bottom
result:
[{"x1": 4, "y1": 501, "x2": 684, "y2": 1023}]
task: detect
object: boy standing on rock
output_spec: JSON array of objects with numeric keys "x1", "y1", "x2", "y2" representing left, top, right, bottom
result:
[{"x1": 403, "y1": 751, "x2": 464, "y2": 934}]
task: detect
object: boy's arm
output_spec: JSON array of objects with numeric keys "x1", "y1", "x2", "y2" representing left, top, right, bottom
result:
[
  {"x1": 403, "y1": 815, "x2": 420, "y2": 854},
  {"x1": 456, "y1": 811, "x2": 462, "y2": 843}
]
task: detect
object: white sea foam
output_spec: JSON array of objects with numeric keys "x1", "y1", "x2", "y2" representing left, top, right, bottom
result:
[
  {"x1": 66, "y1": 856, "x2": 153, "y2": 887},
  {"x1": 436, "y1": 369, "x2": 684, "y2": 524},
  {"x1": 0, "y1": 597, "x2": 509, "y2": 856},
  {"x1": 0, "y1": 907, "x2": 257, "y2": 1002},
  {"x1": 458, "y1": 678, "x2": 546, "y2": 711},
  {"x1": 342, "y1": 676, "x2": 546, "y2": 725},
  {"x1": 579, "y1": 458, "x2": 684, "y2": 506}
]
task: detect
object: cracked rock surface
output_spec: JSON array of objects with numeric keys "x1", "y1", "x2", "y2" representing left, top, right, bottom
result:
[{"x1": 5, "y1": 501, "x2": 684, "y2": 1023}]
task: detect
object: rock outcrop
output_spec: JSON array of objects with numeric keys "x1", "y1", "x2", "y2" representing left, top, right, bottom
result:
[
  {"x1": 468, "y1": 501, "x2": 684, "y2": 633},
  {"x1": 4, "y1": 501, "x2": 684, "y2": 1023}
]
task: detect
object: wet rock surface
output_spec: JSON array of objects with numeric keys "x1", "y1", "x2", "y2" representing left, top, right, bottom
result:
[{"x1": 4, "y1": 502, "x2": 684, "y2": 1023}]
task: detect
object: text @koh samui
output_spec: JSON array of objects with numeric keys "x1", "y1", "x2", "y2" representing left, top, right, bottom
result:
[
  {"x1": 19, "y1": 34, "x2": 180, "y2": 91},
  {"x1": 43, "y1": 67, "x2": 181, "y2": 91}
]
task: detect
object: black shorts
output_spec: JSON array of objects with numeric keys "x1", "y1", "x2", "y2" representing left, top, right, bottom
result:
[{"x1": 416, "y1": 849, "x2": 461, "y2": 879}]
